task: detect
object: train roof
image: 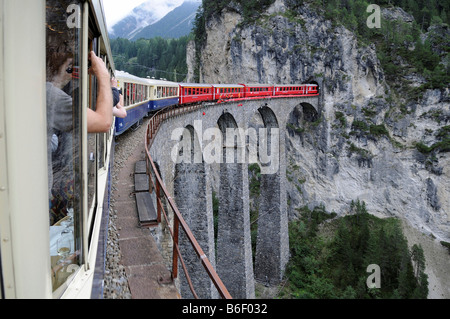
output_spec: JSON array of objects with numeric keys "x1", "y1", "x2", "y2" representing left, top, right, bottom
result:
[
  {"x1": 275, "y1": 83, "x2": 318, "y2": 87},
  {"x1": 149, "y1": 81, "x2": 179, "y2": 87},
  {"x1": 179, "y1": 83, "x2": 214, "y2": 87},
  {"x1": 115, "y1": 70, "x2": 178, "y2": 86},
  {"x1": 212, "y1": 84, "x2": 245, "y2": 88},
  {"x1": 241, "y1": 83, "x2": 274, "y2": 87}
]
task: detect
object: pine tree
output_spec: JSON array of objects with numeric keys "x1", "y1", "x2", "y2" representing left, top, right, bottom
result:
[{"x1": 411, "y1": 244, "x2": 428, "y2": 298}]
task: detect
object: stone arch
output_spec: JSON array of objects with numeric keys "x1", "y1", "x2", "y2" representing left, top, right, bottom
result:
[
  {"x1": 300, "y1": 102, "x2": 319, "y2": 122},
  {"x1": 174, "y1": 124, "x2": 217, "y2": 299},
  {"x1": 216, "y1": 112, "x2": 255, "y2": 299}
]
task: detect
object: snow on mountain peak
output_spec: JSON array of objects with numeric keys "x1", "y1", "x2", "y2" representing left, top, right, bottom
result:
[{"x1": 109, "y1": 0, "x2": 185, "y2": 39}]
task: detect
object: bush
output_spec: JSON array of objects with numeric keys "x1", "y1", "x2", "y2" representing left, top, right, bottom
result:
[{"x1": 369, "y1": 124, "x2": 390, "y2": 138}]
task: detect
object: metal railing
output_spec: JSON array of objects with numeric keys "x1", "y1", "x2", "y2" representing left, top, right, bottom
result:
[{"x1": 144, "y1": 103, "x2": 232, "y2": 299}]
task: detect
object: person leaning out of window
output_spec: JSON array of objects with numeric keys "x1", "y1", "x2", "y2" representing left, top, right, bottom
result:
[{"x1": 111, "y1": 76, "x2": 127, "y2": 118}]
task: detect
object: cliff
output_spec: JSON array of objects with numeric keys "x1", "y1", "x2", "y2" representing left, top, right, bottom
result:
[{"x1": 187, "y1": 0, "x2": 450, "y2": 297}]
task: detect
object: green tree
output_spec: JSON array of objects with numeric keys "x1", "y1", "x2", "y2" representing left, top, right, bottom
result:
[{"x1": 411, "y1": 244, "x2": 429, "y2": 298}]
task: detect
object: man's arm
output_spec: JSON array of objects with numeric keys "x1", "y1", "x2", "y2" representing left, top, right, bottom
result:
[
  {"x1": 86, "y1": 51, "x2": 113, "y2": 133},
  {"x1": 113, "y1": 94, "x2": 127, "y2": 118}
]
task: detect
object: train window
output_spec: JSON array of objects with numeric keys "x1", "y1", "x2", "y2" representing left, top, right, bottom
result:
[
  {"x1": 46, "y1": 0, "x2": 83, "y2": 294},
  {"x1": 129, "y1": 83, "x2": 132, "y2": 105},
  {"x1": 124, "y1": 83, "x2": 128, "y2": 106},
  {"x1": 129, "y1": 84, "x2": 133, "y2": 104},
  {"x1": 87, "y1": 38, "x2": 99, "y2": 227}
]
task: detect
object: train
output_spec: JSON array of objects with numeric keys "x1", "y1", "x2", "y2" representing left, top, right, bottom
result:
[
  {"x1": 1, "y1": 0, "x2": 115, "y2": 298},
  {"x1": 114, "y1": 71, "x2": 319, "y2": 136}
]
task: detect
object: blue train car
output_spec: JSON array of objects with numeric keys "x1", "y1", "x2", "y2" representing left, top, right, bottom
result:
[
  {"x1": 114, "y1": 100, "x2": 150, "y2": 135},
  {"x1": 147, "y1": 78, "x2": 180, "y2": 112},
  {"x1": 114, "y1": 72, "x2": 180, "y2": 135},
  {"x1": 114, "y1": 71, "x2": 152, "y2": 135}
]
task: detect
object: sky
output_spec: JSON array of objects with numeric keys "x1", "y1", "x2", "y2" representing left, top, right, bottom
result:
[
  {"x1": 102, "y1": 0, "x2": 188, "y2": 28},
  {"x1": 103, "y1": 0, "x2": 148, "y2": 26}
]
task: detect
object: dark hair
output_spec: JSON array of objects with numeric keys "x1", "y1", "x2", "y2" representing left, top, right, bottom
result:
[{"x1": 46, "y1": 1, "x2": 75, "y2": 81}]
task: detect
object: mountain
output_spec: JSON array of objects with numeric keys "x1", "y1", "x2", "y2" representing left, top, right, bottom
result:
[
  {"x1": 131, "y1": 1, "x2": 200, "y2": 40},
  {"x1": 108, "y1": 0, "x2": 185, "y2": 40}
]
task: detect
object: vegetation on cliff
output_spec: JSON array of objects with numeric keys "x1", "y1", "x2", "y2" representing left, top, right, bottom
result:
[
  {"x1": 279, "y1": 200, "x2": 428, "y2": 299},
  {"x1": 193, "y1": 0, "x2": 449, "y2": 93}
]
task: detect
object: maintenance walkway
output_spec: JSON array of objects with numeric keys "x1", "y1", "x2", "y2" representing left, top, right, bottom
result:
[{"x1": 112, "y1": 125, "x2": 180, "y2": 299}]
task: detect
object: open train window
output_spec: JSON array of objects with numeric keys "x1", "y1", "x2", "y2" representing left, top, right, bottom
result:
[{"x1": 46, "y1": 0, "x2": 83, "y2": 294}]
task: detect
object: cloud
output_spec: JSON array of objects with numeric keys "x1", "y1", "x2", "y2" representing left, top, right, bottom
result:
[
  {"x1": 103, "y1": 0, "x2": 185, "y2": 27},
  {"x1": 139, "y1": 0, "x2": 184, "y2": 19}
]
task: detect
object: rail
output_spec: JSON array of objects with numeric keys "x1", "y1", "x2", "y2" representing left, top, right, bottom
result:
[{"x1": 144, "y1": 103, "x2": 232, "y2": 299}]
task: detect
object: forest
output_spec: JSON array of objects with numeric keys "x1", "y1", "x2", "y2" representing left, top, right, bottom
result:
[
  {"x1": 279, "y1": 200, "x2": 428, "y2": 299},
  {"x1": 110, "y1": 36, "x2": 191, "y2": 81}
]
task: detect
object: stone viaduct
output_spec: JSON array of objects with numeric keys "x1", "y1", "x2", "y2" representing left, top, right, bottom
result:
[{"x1": 148, "y1": 94, "x2": 321, "y2": 299}]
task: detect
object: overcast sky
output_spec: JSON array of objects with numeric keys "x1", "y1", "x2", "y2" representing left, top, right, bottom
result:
[
  {"x1": 103, "y1": 0, "x2": 148, "y2": 26},
  {"x1": 102, "y1": 0, "x2": 187, "y2": 28}
]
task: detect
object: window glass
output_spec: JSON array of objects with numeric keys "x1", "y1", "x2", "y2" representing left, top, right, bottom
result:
[
  {"x1": 46, "y1": 0, "x2": 83, "y2": 293},
  {"x1": 87, "y1": 39, "x2": 98, "y2": 219},
  {"x1": 126, "y1": 83, "x2": 130, "y2": 106}
]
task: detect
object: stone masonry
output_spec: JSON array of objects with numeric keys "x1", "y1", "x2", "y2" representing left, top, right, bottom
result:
[{"x1": 149, "y1": 95, "x2": 320, "y2": 298}]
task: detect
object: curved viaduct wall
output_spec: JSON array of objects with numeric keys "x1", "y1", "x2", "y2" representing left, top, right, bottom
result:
[{"x1": 149, "y1": 95, "x2": 320, "y2": 299}]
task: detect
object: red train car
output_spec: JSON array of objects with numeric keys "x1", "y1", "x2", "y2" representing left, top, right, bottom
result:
[
  {"x1": 305, "y1": 84, "x2": 319, "y2": 95},
  {"x1": 179, "y1": 83, "x2": 214, "y2": 104},
  {"x1": 241, "y1": 84, "x2": 274, "y2": 98},
  {"x1": 213, "y1": 84, "x2": 245, "y2": 101},
  {"x1": 274, "y1": 84, "x2": 319, "y2": 96}
]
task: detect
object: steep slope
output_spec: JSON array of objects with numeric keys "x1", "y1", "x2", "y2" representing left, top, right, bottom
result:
[{"x1": 131, "y1": 1, "x2": 200, "y2": 40}]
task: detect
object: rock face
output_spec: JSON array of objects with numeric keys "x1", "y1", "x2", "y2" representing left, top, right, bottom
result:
[
  {"x1": 187, "y1": 0, "x2": 449, "y2": 240},
  {"x1": 187, "y1": 0, "x2": 450, "y2": 297}
]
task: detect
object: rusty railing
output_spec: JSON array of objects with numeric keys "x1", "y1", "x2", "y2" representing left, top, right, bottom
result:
[{"x1": 144, "y1": 103, "x2": 232, "y2": 299}]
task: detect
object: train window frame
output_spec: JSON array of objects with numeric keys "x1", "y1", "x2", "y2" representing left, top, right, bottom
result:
[{"x1": 46, "y1": 0, "x2": 86, "y2": 296}]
